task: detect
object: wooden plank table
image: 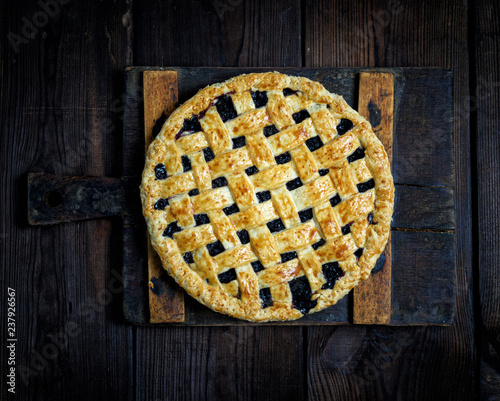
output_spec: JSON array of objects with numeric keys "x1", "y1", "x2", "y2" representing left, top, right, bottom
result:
[{"x1": 2, "y1": 0, "x2": 497, "y2": 400}]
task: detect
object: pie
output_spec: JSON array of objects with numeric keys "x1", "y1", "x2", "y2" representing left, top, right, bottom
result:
[{"x1": 140, "y1": 72, "x2": 394, "y2": 322}]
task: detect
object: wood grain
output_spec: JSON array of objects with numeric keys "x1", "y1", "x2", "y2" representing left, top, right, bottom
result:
[
  {"x1": 354, "y1": 72, "x2": 394, "y2": 325},
  {"x1": 305, "y1": 0, "x2": 473, "y2": 399},
  {"x1": 0, "y1": 1, "x2": 134, "y2": 400},
  {"x1": 473, "y1": 0, "x2": 500, "y2": 398},
  {"x1": 143, "y1": 70, "x2": 185, "y2": 323}
]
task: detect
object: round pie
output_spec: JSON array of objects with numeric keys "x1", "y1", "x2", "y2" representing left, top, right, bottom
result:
[{"x1": 140, "y1": 72, "x2": 394, "y2": 322}]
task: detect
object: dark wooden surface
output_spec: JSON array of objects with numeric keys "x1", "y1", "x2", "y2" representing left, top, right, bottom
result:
[{"x1": 1, "y1": 0, "x2": 496, "y2": 400}]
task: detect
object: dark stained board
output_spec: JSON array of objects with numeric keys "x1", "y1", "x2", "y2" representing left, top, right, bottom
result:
[
  {"x1": 0, "y1": 1, "x2": 134, "y2": 401},
  {"x1": 473, "y1": 0, "x2": 500, "y2": 398},
  {"x1": 120, "y1": 66, "x2": 455, "y2": 326}
]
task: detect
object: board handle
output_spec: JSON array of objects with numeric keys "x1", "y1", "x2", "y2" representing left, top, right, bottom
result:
[{"x1": 353, "y1": 72, "x2": 394, "y2": 325}]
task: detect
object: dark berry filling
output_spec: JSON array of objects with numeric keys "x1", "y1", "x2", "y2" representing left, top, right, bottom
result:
[
  {"x1": 367, "y1": 212, "x2": 376, "y2": 224},
  {"x1": 298, "y1": 208, "x2": 313, "y2": 223},
  {"x1": 256, "y1": 190, "x2": 271, "y2": 203},
  {"x1": 163, "y1": 222, "x2": 182, "y2": 238},
  {"x1": 188, "y1": 189, "x2": 200, "y2": 197},
  {"x1": 181, "y1": 155, "x2": 192, "y2": 172},
  {"x1": 182, "y1": 115, "x2": 202, "y2": 134},
  {"x1": 251, "y1": 91, "x2": 268, "y2": 108},
  {"x1": 194, "y1": 214, "x2": 210, "y2": 226},
  {"x1": 203, "y1": 147, "x2": 215, "y2": 162},
  {"x1": 154, "y1": 198, "x2": 168, "y2": 210},
  {"x1": 183, "y1": 252, "x2": 194, "y2": 265},
  {"x1": 354, "y1": 248, "x2": 364, "y2": 259},
  {"x1": 319, "y1": 169, "x2": 330, "y2": 176},
  {"x1": 212, "y1": 176, "x2": 228, "y2": 188},
  {"x1": 232, "y1": 136, "x2": 246, "y2": 149},
  {"x1": 289, "y1": 276, "x2": 317, "y2": 314},
  {"x1": 215, "y1": 94, "x2": 237, "y2": 122},
  {"x1": 357, "y1": 178, "x2": 375, "y2": 193},
  {"x1": 275, "y1": 152, "x2": 291, "y2": 164},
  {"x1": 305, "y1": 136, "x2": 324, "y2": 151},
  {"x1": 263, "y1": 124, "x2": 279, "y2": 137},
  {"x1": 321, "y1": 261, "x2": 344, "y2": 289},
  {"x1": 207, "y1": 240, "x2": 225, "y2": 257},
  {"x1": 347, "y1": 146, "x2": 365, "y2": 163},
  {"x1": 312, "y1": 238, "x2": 326, "y2": 250},
  {"x1": 223, "y1": 203, "x2": 240, "y2": 216},
  {"x1": 337, "y1": 118, "x2": 354, "y2": 135},
  {"x1": 286, "y1": 177, "x2": 303, "y2": 191},
  {"x1": 237, "y1": 229, "x2": 250, "y2": 244},
  {"x1": 292, "y1": 109, "x2": 311, "y2": 124},
  {"x1": 341, "y1": 224, "x2": 351, "y2": 235},
  {"x1": 245, "y1": 166, "x2": 259, "y2": 176},
  {"x1": 283, "y1": 88, "x2": 297, "y2": 97},
  {"x1": 155, "y1": 163, "x2": 167, "y2": 180},
  {"x1": 281, "y1": 251, "x2": 298, "y2": 263},
  {"x1": 259, "y1": 287, "x2": 273, "y2": 308},
  {"x1": 218, "y1": 268, "x2": 237, "y2": 283},
  {"x1": 330, "y1": 194, "x2": 342, "y2": 207},
  {"x1": 267, "y1": 218, "x2": 286, "y2": 233},
  {"x1": 251, "y1": 260, "x2": 265, "y2": 273}
]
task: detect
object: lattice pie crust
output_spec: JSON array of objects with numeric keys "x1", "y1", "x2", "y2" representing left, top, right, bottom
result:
[{"x1": 140, "y1": 72, "x2": 394, "y2": 322}]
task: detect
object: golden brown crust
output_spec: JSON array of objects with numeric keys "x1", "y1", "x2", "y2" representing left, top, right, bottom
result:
[{"x1": 141, "y1": 72, "x2": 394, "y2": 322}]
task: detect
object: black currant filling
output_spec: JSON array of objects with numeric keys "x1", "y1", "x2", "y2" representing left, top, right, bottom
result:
[
  {"x1": 251, "y1": 260, "x2": 265, "y2": 273},
  {"x1": 218, "y1": 268, "x2": 237, "y2": 284},
  {"x1": 281, "y1": 251, "x2": 297, "y2": 263},
  {"x1": 330, "y1": 194, "x2": 342, "y2": 207},
  {"x1": 298, "y1": 208, "x2": 313, "y2": 223},
  {"x1": 237, "y1": 229, "x2": 250, "y2": 244},
  {"x1": 232, "y1": 136, "x2": 246, "y2": 149},
  {"x1": 251, "y1": 91, "x2": 268, "y2": 108},
  {"x1": 292, "y1": 109, "x2": 310, "y2": 124},
  {"x1": 163, "y1": 222, "x2": 182, "y2": 238},
  {"x1": 181, "y1": 155, "x2": 192, "y2": 172},
  {"x1": 256, "y1": 190, "x2": 271, "y2": 203},
  {"x1": 263, "y1": 124, "x2": 279, "y2": 137},
  {"x1": 341, "y1": 224, "x2": 351, "y2": 235},
  {"x1": 347, "y1": 146, "x2": 365, "y2": 163},
  {"x1": 245, "y1": 166, "x2": 259, "y2": 176},
  {"x1": 183, "y1": 252, "x2": 194, "y2": 265},
  {"x1": 207, "y1": 240, "x2": 225, "y2": 257},
  {"x1": 194, "y1": 214, "x2": 210, "y2": 226},
  {"x1": 188, "y1": 189, "x2": 200, "y2": 197},
  {"x1": 212, "y1": 176, "x2": 228, "y2": 188},
  {"x1": 337, "y1": 118, "x2": 354, "y2": 135},
  {"x1": 154, "y1": 198, "x2": 168, "y2": 210},
  {"x1": 259, "y1": 287, "x2": 273, "y2": 308},
  {"x1": 305, "y1": 135, "x2": 324, "y2": 151},
  {"x1": 357, "y1": 178, "x2": 375, "y2": 193},
  {"x1": 155, "y1": 163, "x2": 167, "y2": 180},
  {"x1": 275, "y1": 152, "x2": 291, "y2": 164},
  {"x1": 223, "y1": 203, "x2": 240, "y2": 216},
  {"x1": 175, "y1": 115, "x2": 202, "y2": 140},
  {"x1": 319, "y1": 169, "x2": 330, "y2": 176},
  {"x1": 203, "y1": 147, "x2": 215, "y2": 162},
  {"x1": 283, "y1": 88, "x2": 297, "y2": 97},
  {"x1": 312, "y1": 238, "x2": 326, "y2": 250},
  {"x1": 289, "y1": 276, "x2": 317, "y2": 314},
  {"x1": 267, "y1": 218, "x2": 286, "y2": 233},
  {"x1": 286, "y1": 177, "x2": 303, "y2": 191},
  {"x1": 215, "y1": 94, "x2": 237, "y2": 122},
  {"x1": 354, "y1": 248, "x2": 363, "y2": 259},
  {"x1": 321, "y1": 261, "x2": 344, "y2": 289}
]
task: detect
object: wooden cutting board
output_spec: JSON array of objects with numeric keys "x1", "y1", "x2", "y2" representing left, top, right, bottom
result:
[{"x1": 28, "y1": 67, "x2": 455, "y2": 326}]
